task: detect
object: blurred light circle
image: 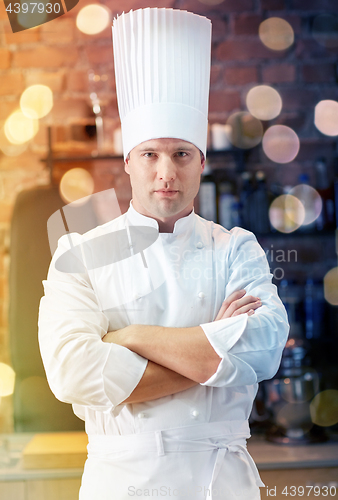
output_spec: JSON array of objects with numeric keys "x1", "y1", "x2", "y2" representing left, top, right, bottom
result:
[
  {"x1": 226, "y1": 112, "x2": 263, "y2": 149},
  {"x1": 312, "y1": 14, "x2": 338, "y2": 49},
  {"x1": 314, "y1": 100, "x2": 338, "y2": 137},
  {"x1": 259, "y1": 17, "x2": 294, "y2": 51},
  {"x1": 269, "y1": 194, "x2": 305, "y2": 233},
  {"x1": 275, "y1": 401, "x2": 312, "y2": 431},
  {"x1": 324, "y1": 267, "x2": 338, "y2": 305},
  {"x1": 20, "y1": 84, "x2": 53, "y2": 119},
  {"x1": 289, "y1": 184, "x2": 322, "y2": 225},
  {"x1": 76, "y1": 4, "x2": 111, "y2": 35},
  {"x1": 263, "y1": 125, "x2": 300, "y2": 163},
  {"x1": 310, "y1": 389, "x2": 338, "y2": 427},
  {"x1": 4, "y1": 110, "x2": 39, "y2": 144},
  {"x1": 0, "y1": 127, "x2": 28, "y2": 156},
  {"x1": 59, "y1": 168, "x2": 95, "y2": 204},
  {"x1": 0, "y1": 363, "x2": 15, "y2": 397},
  {"x1": 246, "y1": 85, "x2": 282, "y2": 121}
]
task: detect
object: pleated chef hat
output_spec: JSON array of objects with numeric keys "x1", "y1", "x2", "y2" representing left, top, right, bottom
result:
[{"x1": 112, "y1": 8, "x2": 212, "y2": 159}]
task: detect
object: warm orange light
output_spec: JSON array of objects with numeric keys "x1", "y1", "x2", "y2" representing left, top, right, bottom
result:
[
  {"x1": 310, "y1": 389, "x2": 338, "y2": 427},
  {"x1": 263, "y1": 125, "x2": 300, "y2": 163},
  {"x1": 226, "y1": 112, "x2": 263, "y2": 149},
  {"x1": 246, "y1": 85, "x2": 282, "y2": 121},
  {"x1": 324, "y1": 267, "x2": 338, "y2": 306},
  {"x1": 269, "y1": 194, "x2": 305, "y2": 233},
  {"x1": 0, "y1": 127, "x2": 28, "y2": 156},
  {"x1": 314, "y1": 100, "x2": 338, "y2": 137},
  {"x1": 76, "y1": 4, "x2": 111, "y2": 35},
  {"x1": 0, "y1": 363, "x2": 15, "y2": 397},
  {"x1": 20, "y1": 84, "x2": 53, "y2": 119},
  {"x1": 259, "y1": 17, "x2": 294, "y2": 51},
  {"x1": 4, "y1": 110, "x2": 39, "y2": 144},
  {"x1": 59, "y1": 168, "x2": 95, "y2": 204}
]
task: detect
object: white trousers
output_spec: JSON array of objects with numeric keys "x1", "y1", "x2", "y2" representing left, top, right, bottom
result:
[{"x1": 79, "y1": 420, "x2": 264, "y2": 500}]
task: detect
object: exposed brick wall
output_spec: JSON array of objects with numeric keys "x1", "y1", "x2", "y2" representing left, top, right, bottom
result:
[{"x1": 0, "y1": 0, "x2": 338, "y2": 431}]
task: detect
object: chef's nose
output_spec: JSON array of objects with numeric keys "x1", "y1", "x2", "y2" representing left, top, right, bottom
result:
[{"x1": 156, "y1": 157, "x2": 177, "y2": 182}]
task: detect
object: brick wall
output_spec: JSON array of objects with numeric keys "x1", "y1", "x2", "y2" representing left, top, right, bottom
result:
[{"x1": 0, "y1": 0, "x2": 338, "y2": 431}]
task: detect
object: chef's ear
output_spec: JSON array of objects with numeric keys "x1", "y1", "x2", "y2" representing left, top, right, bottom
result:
[
  {"x1": 124, "y1": 152, "x2": 130, "y2": 175},
  {"x1": 200, "y1": 151, "x2": 205, "y2": 174}
]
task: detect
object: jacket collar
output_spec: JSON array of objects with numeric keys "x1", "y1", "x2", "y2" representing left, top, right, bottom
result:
[{"x1": 126, "y1": 200, "x2": 196, "y2": 236}]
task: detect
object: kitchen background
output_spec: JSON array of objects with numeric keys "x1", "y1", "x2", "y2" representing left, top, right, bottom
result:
[{"x1": 0, "y1": 0, "x2": 338, "y2": 449}]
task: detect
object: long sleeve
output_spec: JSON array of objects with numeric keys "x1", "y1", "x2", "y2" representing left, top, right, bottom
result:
[
  {"x1": 199, "y1": 227, "x2": 289, "y2": 388},
  {"x1": 38, "y1": 233, "x2": 148, "y2": 412}
]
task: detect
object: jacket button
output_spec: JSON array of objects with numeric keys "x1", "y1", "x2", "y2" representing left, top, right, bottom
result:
[
  {"x1": 196, "y1": 242, "x2": 203, "y2": 249},
  {"x1": 191, "y1": 410, "x2": 199, "y2": 418},
  {"x1": 198, "y1": 292, "x2": 205, "y2": 299},
  {"x1": 137, "y1": 412, "x2": 146, "y2": 418}
]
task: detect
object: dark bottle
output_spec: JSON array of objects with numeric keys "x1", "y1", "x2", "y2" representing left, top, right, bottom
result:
[
  {"x1": 251, "y1": 171, "x2": 271, "y2": 234},
  {"x1": 315, "y1": 157, "x2": 335, "y2": 231},
  {"x1": 239, "y1": 172, "x2": 254, "y2": 230},
  {"x1": 198, "y1": 160, "x2": 217, "y2": 222}
]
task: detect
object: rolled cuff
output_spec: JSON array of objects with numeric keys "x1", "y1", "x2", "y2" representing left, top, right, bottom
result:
[{"x1": 102, "y1": 343, "x2": 148, "y2": 408}]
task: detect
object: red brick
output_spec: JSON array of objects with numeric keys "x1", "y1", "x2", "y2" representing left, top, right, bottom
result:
[
  {"x1": 262, "y1": 64, "x2": 296, "y2": 83},
  {"x1": 296, "y1": 139, "x2": 336, "y2": 162},
  {"x1": 261, "y1": 0, "x2": 285, "y2": 9},
  {"x1": 4, "y1": 25, "x2": 40, "y2": 44},
  {"x1": 105, "y1": 0, "x2": 175, "y2": 13},
  {"x1": 232, "y1": 14, "x2": 262, "y2": 35},
  {"x1": 217, "y1": 39, "x2": 286, "y2": 61},
  {"x1": 84, "y1": 46, "x2": 114, "y2": 67},
  {"x1": 281, "y1": 88, "x2": 319, "y2": 110},
  {"x1": 283, "y1": 15, "x2": 302, "y2": 34},
  {"x1": 25, "y1": 71, "x2": 65, "y2": 92},
  {"x1": 224, "y1": 66, "x2": 258, "y2": 85},
  {"x1": 0, "y1": 73, "x2": 24, "y2": 96},
  {"x1": 0, "y1": 49, "x2": 10, "y2": 70},
  {"x1": 302, "y1": 64, "x2": 336, "y2": 83},
  {"x1": 296, "y1": 39, "x2": 337, "y2": 60},
  {"x1": 210, "y1": 64, "x2": 222, "y2": 85},
  {"x1": 179, "y1": 0, "x2": 254, "y2": 14},
  {"x1": 67, "y1": 70, "x2": 88, "y2": 93},
  {"x1": 40, "y1": 18, "x2": 74, "y2": 44},
  {"x1": 209, "y1": 90, "x2": 241, "y2": 113},
  {"x1": 49, "y1": 98, "x2": 91, "y2": 122},
  {"x1": 13, "y1": 46, "x2": 79, "y2": 68},
  {"x1": 0, "y1": 100, "x2": 19, "y2": 120},
  {"x1": 275, "y1": 112, "x2": 307, "y2": 131},
  {"x1": 208, "y1": 15, "x2": 228, "y2": 41},
  {"x1": 290, "y1": 0, "x2": 338, "y2": 10},
  {"x1": 75, "y1": 25, "x2": 112, "y2": 43}
]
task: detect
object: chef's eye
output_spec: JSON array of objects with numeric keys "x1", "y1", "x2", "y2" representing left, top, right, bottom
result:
[
  {"x1": 176, "y1": 151, "x2": 188, "y2": 157},
  {"x1": 144, "y1": 152, "x2": 156, "y2": 158}
]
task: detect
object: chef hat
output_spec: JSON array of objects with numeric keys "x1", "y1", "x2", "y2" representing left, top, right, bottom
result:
[{"x1": 112, "y1": 8, "x2": 212, "y2": 159}]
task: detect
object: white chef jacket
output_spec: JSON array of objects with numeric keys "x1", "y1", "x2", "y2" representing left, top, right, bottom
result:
[{"x1": 38, "y1": 201, "x2": 289, "y2": 500}]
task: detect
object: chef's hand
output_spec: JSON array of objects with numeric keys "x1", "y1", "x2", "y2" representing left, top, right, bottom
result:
[
  {"x1": 214, "y1": 289, "x2": 262, "y2": 321},
  {"x1": 102, "y1": 326, "x2": 132, "y2": 345}
]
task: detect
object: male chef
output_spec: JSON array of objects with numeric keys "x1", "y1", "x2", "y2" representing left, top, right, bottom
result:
[{"x1": 38, "y1": 7, "x2": 289, "y2": 500}]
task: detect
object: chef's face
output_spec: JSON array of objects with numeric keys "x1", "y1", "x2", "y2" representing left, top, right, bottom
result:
[{"x1": 125, "y1": 138, "x2": 205, "y2": 231}]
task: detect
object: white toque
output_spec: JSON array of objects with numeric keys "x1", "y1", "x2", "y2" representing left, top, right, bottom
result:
[{"x1": 112, "y1": 8, "x2": 212, "y2": 159}]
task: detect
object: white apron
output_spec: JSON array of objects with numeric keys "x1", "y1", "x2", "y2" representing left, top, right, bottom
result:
[{"x1": 79, "y1": 420, "x2": 264, "y2": 500}]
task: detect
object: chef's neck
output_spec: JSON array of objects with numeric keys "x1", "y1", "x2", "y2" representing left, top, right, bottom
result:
[{"x1": 131, "y1": 200, "x2": 193, "y2": 233}]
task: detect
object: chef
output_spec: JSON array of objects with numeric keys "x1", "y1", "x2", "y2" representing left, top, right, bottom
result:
[{"x1": 38, "y1": 7, "x2": 289, "y2": 500}]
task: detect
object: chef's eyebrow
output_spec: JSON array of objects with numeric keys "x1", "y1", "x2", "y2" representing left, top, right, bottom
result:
[{"x1": 138, "y1": 145, "x2": 196, "y2": 152}]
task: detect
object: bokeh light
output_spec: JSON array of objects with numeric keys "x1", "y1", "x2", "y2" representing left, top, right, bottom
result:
[
  {"x1": 226, "y1": 112, "x2": 263, "y2": 149},
  {"x1": 289, "y1": 184, "x2": 322, "y2": 225},
  {"x1": 0, "y1": 363, "x2": 15, "y2": 397},
  {"x1": 59, "y1": 168, "x2": 95, "y2": 204},
  {"x1": 4, "y1": 110, "x2": 39, "y2": 144},
  {"x1": 76, "y1": 4, "x2": 111, "y2": 35},
  {"x1": 0, "y1": 127, "x2": 28, "y2": 156},
  {"x1": 246, "y1": 85, "x2": 282, "y2": 121},
  {"x1": 263, "y1": 125, "x2": 300, "y2": 163},
  {"x1": 312, "y1": 14, "x2": 338, "y2": 49},
  {"x1": 275, "y1": 401, "x2": 312, "y2": 432},
  {"x1": 323, "y1": 267, "x2": 338, "y2": 305},
  {"x1": 259, "y1": 17, "x2": 294, "y2": 51},
  {"x1": 20, "y1": 85, "x2": 53, "y2": 119},
  {"x1": 269, "y1": 194, "x2": 305, "y2": 233},
  {"x1": 310, "y1": 389, "x2": 338, "y2": 427},
  {"x1": 314, "y1": 100, "x2": 338, "y2": 137}
]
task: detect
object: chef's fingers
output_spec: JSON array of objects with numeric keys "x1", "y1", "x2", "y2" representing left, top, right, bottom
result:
[
  {"x1": 214, "y1": 289, "x2": 246, "y2": 320},
  {"x1": 230, "y1": 300, "x2": 262, "y2": 317},
  {"x1": 216, "y1": 293, "x2": 261, "y2": 320}
]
